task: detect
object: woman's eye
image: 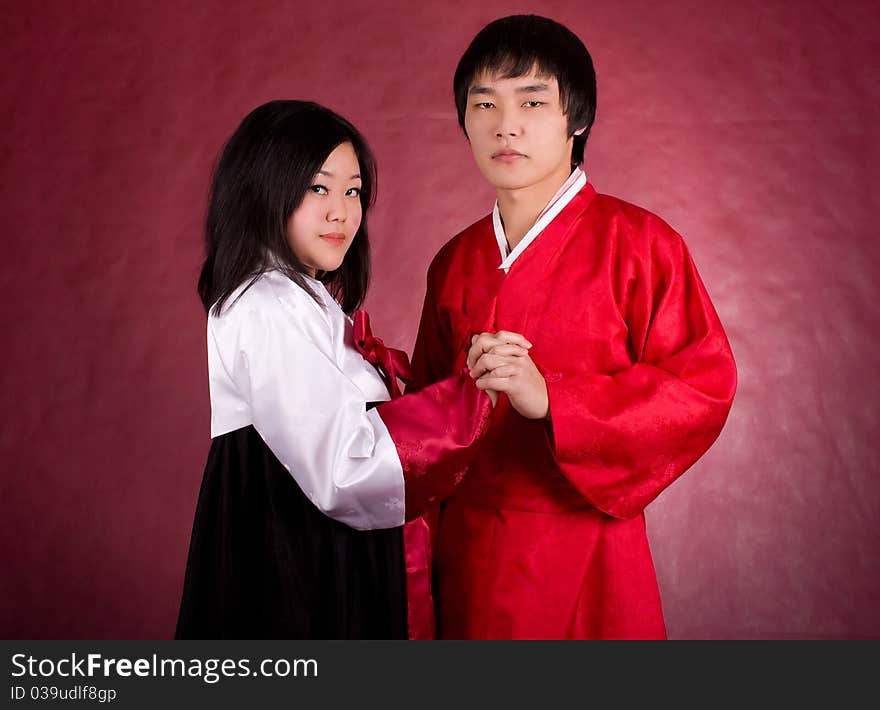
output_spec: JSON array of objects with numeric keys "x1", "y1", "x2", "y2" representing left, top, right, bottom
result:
[
  {"x1": 345, "y1": 187, "x2": 361, "y2": 197},
  {"x1": 474, "y1": 102, "x2": 494, "y2": 109},
  {"x1": 310, "y1": 184, "x2": 328, "y2": 195},
  {"x1": 523, "y1": 101, "x2": 544, "y2": 108}
]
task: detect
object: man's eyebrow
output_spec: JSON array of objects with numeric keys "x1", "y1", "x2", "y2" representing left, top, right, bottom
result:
[
  {"x1": 316, "y1": 170, "x2": 362, "y2": 180},
  {"x1": 517, "y1": 82, "x2": 551, "y2": 93},
  {"x1": 468, "y1": 82, "x2": 552, "y2": 96}
]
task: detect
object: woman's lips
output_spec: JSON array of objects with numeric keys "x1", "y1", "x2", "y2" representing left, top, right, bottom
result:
[{"x1": 319, "y1": 232, "x2": 347, "y2": 246}]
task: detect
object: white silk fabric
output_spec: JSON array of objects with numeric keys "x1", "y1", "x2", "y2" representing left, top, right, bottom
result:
[{"x1": 207, "y1": 269, "x2": 406, "y2": 531}]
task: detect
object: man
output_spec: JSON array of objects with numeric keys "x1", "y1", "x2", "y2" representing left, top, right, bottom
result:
[{"x1": 406, "y1": 15, "x2": 737, "y2": 639}]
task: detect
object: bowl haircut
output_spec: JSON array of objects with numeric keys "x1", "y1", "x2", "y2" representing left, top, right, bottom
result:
[{"x1": 453, "y1": 14, "x2": 597, "y2": 167}]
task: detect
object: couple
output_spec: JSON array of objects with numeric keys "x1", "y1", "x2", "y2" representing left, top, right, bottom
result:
[{"x1": 176, "y1": 15, "x2": 738, "y2": 640}]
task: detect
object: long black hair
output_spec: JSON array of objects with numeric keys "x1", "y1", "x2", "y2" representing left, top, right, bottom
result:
[
  {"x1": 453, "y1": 15, "x2": 597, "y2": 168},
  {"x1": 197, "y1": 100, "x2": 376, "y2": 316}
]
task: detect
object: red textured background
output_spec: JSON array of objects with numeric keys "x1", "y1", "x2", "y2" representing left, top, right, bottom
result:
[{"x1": 2, "y1": 1, "x2": 877, "y2": 639}]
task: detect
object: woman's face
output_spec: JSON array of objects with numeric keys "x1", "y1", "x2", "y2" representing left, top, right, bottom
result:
[{"x1": 286, "y1": 141, "x2": 363, "y2": 277}]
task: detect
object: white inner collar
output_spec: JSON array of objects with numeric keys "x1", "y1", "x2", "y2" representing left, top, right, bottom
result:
[{"x1": 492, "y1": 166, "x2": 587, "y2": 272}]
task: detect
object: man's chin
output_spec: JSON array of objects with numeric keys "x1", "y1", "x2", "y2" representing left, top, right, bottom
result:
[
  {"x1": 475, "y1": 166, "x2": 527, "y2": 190},
  {"x1": 485, "y1": 176, "x2": 538, "y2": 192}
]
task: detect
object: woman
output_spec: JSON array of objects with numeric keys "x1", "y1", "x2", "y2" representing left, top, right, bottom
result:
[{"x1": 175, "y1": 101, "x2": 514, "y2": 639}]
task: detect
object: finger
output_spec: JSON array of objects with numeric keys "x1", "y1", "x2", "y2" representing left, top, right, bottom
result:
[
  {"x1": 467, "y1": 341, "x2": 491, "y2": 370},
  {"x1": 470, "y1": 352, "x2": 507, "y2": 379},
  {"x1": 469, "y1": 357, "x2": 489, "y2": 379},
  {"x1": 475, "y1": 375, "x2": 514, "y2": 392},
  {"x1": 471, "y1": 352, "x2": 525, "y2": 379},
  {"x1": 466, "y1": 341, "x2": 481, "y2": 370},
  {"x1": 467, "y1": 332, "x2": 506, "y2": 369},
  {"x1": 492, "y1": 330, "x2": 533, "y2": 349},
  {"x1": 485, "y1": 343, "x2": 530, "y2": 358},
  {"x1": 477, "y1": 363, "x2": 517, "y2": 380},
  {"x1": 473, "y1": 332, "x2": 506, "y2": 351},
  {"x1": 466, "y1": 345, "x2": 478, "y2": 371},
  {"x1": 468, "y1": 332, "x2": 531, "y2": 370}
]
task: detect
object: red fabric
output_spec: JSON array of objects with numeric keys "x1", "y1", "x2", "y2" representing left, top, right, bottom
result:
[
  {"x1": 354, "y1": 310, "x2": 492, "y2": 639},
  {"x1": 378, "y1": 372, "x2": 492, "y2": 640},
  {"x1": 377, "y1": 370, "x2": 492, "y2": 522},
  {"x1": 352, "y1": 310, "x2": 413, "y2": 399},
  {"x1": 401, "y1": 511, "x2": 437, "y2": 641},
  {"x1": 408, "y1": 183, "x2": 737, "y2": 639}
]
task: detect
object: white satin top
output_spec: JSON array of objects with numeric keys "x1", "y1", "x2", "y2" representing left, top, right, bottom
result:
[{"x1": 206, "y1": 269, "x2": 406, "y2": 531}]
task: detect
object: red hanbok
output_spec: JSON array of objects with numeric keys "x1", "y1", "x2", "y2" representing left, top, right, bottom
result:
[{"x1": 405, "y1": 181, "x2": 737, "y2": 639}]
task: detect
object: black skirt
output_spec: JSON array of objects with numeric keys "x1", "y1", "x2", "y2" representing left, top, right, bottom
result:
[{"x1": 175, "y1": 424, "x2": 408, "y2": 639}]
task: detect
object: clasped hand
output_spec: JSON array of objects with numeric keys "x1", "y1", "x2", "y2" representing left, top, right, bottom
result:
[{"x1": 467, "y1": 331, "x2": 549, "y2": 420}]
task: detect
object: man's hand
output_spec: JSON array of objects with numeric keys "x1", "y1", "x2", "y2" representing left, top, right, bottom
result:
[
  {"x1": 466, "y1": 331, "x2": 532, "y2": 370},
  {"x1": 467, "y1": 332, "x2": 549, "y2": 420}
]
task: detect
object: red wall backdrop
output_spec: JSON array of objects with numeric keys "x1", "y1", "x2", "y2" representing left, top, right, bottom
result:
[{"x1": 2, "y1": 0, "x2": 877, "y2": 639}]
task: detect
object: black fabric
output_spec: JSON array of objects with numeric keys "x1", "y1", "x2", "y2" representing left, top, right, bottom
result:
[{"x1": 176, "y1": 425, "x2": 407, "y2": 639}]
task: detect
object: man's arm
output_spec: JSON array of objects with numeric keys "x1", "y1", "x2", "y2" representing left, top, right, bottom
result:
[{"x1": 469, "y1": 223, "x2": 737, "y2": 519}]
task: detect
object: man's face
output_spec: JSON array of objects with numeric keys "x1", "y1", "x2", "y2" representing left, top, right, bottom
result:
[{"x1": 463, "y1": 69, "x2": 579, "y2": 192}]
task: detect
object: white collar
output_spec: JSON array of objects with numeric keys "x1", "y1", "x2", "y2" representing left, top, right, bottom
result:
[{"x1": 492, "y1": 166, "x2": 587, "y2": 272}]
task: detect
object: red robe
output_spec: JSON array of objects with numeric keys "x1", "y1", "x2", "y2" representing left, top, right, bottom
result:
[{"x1": 406, "y1": 182, "x2": 737, "y2": 639}]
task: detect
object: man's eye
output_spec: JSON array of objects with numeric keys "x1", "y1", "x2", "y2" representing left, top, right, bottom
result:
[
  {"x1": 310, "y1": 184, "x2": 328, "y2": 195},
  {"x1": 345, "y1": 187, "x2": 361, "y2": 197},
  {"x1": 523, "y1": 101, "x2": 544, "y2": 108}
]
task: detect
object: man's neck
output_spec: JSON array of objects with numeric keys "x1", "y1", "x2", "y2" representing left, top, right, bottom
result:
[{"x1": 496, "y1": 164, "x2": 574, "y2": 250}]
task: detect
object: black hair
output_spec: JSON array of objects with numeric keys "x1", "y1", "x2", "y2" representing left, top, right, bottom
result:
[
  {"x1": 197, "y1": 100, "x2": 376, "y2": 316},
  {"x1": 453, "y1": 14, "x2": 597, "y2": 167}
]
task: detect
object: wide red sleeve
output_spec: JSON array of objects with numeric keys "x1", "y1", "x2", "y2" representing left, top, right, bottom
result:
[
  {"x1": 378, "y1": 370, "x2": 490, "y2": 522},
  {"x1": 545, "y1": 221, "x2": 737, "y2": 519},
  {"x1": 379, "y1": 256, "x2": 490, "y2": 522}
]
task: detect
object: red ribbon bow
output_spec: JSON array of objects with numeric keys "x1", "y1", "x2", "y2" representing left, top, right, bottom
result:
[{"x1": 352, "y1": 310, "x2": 413, "y2": 399}]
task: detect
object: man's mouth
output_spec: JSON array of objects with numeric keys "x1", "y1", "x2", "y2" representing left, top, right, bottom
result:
[{"x1": 491, "y1": 149, "x2": 526, "y2": 162}]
